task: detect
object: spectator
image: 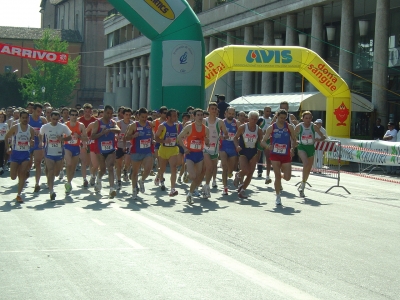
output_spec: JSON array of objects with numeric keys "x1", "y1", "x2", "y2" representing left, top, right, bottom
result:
[
  {"x1": 217, "y1": 95, "x2": 229, "y2": 119},
  {"x1": 372, "y1": 118, "x2": 385, "y2": 140},
  {"x1": 383, "y1": 122, "x2": 397, "y2": 174}
]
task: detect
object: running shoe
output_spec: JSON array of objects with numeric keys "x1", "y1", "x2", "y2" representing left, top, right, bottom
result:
[
  {"x1": 90, "y1": 176, "x2": 96, "y2": 186},
  {"x1": 132, "y1": 188, "x2": 138, "y2": 200},
  {"x1": 222, "y1": 187, "x2": 228, "y2": 195},
  {"x1": 109, "y1": 188, "x2": 117, "y2": 199},
  {"x1": 65, "y1": 182, "x2": 72, "y2": 194},
  {"x1": 154, "y1": 177, "x2": 160, "y2": 186},
  {"x1": 139, "y1": 180, "x2": 145, "y2": 193},
  {"x1": 169, "y1": 189, "x2": 178, "y2": 197},
  {"x1": 275, "y1": 195, "x2": 282, "y2": 206},
  {"x1": 265, "y1": 176, "x2": 272, "y2": 184},
  {"x1": 123, "y1": 170, "x2": 129, "y2": 182},
  {"x1": 238, "y1": 190, "x2": 248, "y2": 199},
  {"x1": 297, "y1": 182, "x2": 306, "y2": 192},
  {"x1": 34, "y1": 184, "x2": 41, "y2": 193},
  {"x1": 193, "y1": 189, "x2": 200, "y2": 197},
  {"x1": 83, "y1": 179, "x2": 89, "y2": 188},
  {"x1": 15, "y1": 195, "x2": 24, "y2": 203},
  {"x1": 94, "y1": 179, "x2": 102, "y2": 192},
  {"x1": 212, "y1": 181, "x2": 217, "y2": 188},
  {"x1": 299, "y1": 190, "x2": 305, "y2": 198},
  {"x1": 117, "y1": 180, "x2": 122, "y2": 190},
  {"x1": 257, "y1": 173, "x2": 262, "y2": 178},
  {"x1": 177, "y1": 176, "x2": 182, "y2": 183},
  {"x1": 238, "y1": 184, "x2": 244, "y2": 193},
  {"x1": 202, "y1": 184, "x2": 211, "y2": 198},
  {"x1": 136, "y1": 182, "x2": 140, "y2": 194},
  {"x1": 233, "y1": 173, "x2": 240, "y2": 188},
  {"x1": 160, "y1": 180, "x2": 166, "y2": 191},
  {"x1": 58, "y1": 170, "x2": 64, "y2": 181},
  {"x1": 50, "y1": 192, "x2": 56, "y2": 201},
  {"x1": 186, "y1": 193, "x2": 193, "y2": 205}
]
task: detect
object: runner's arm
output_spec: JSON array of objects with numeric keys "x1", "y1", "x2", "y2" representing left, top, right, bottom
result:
[
  {"x1": 177, "y1": 125, "x2": 191, "y2": 150},
  {"x1": 261, "y1": 126, "x2": 272, "y2": 149},
  {"x1": 154, "y1": 124, "x2": 165, "y2": 144},
  {"x1": 79, "y1": 124, "x2": 88, "y2": 142},
  {"x1": 313, "y1": 124, "x2": 327, "y2": 141},
  {"x1": 124, "y1": 122, "x2": 137, "y2": 140},
  {"x1": 233, "y1": 125, "x2": 245, "y2": 151},
  {"x1": 89, "y1": 121, "x2": 102, "y2": 140},
  {"x1": 4, "y1": 125, "x2": 17, "y2": 150}
]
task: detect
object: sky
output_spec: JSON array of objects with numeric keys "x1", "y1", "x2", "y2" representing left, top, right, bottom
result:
[{"x1": 0, "y1": 0, "x2": 41, "y2": 28}]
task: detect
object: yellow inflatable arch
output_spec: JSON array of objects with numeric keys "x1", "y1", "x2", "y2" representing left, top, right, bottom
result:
[{"x1": 205, "y1": 45, "x2": 351, "y2": 138}]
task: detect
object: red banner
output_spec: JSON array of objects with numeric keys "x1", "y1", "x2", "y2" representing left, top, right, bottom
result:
[{"x1": 0, "y1": 43, "x2": 69, "y2": 65}]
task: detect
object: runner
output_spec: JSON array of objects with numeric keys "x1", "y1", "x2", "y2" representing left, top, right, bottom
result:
[
  {"x1": 39, "y1": 111, "x2": 72, "y2": 200},
  {"x1": 116, "y1": 108, "x2": 133, "y2": 189},
  {"x1": 177, "y1": 112, "x2": 191, "y2": 183},
  {"x1": 125, "y1": 108, "x2": 154, "y2": 200},
  {"x1": 78, "y1": 103, "x2": 97, "y2": 187},
  {"x1": 272, "y1": 101, "x2": 298, "y2": 127},
  {"x1": 178, "y1": 108, "x2": 209, "y2": 205},
  {"x1": 155, "y1": 109, "x2": 181, "y2": 196},
  {"x1": 257, "y1": 106, "x2": 272, "y2": 184},
  {"x1": 152, "y1": 106, "x2": 167, "y2": 181},
  {"x1": 28, "y1": 103, "x2": 47, "y2": 192},
  {"x1": 0, "y1": 110, "x2": 9, "y2": 175},
  {"x1": 60, "y1": 107, "x2": 70, "y2": 124},
  {"x1": 294, "y1": 111, "x2": 327, "y2": 197},
  {"x1": 262, "y1": 109, "x2": 298, "y2": 205},
  {"x1": 202, "y1": 102, "x2": 228, "y2": 198},
  {"x1": 233, "y1": 111, "x2": 263, "y2": 199},
  {"x1": 4, "y1": 110, "x2": 34, "y2": 203},
  {"x1": 45, "y1": 106, "x2": 53, "y2": 123},
  {"x1": 219, "y1": 107, "x2": 241, "y2": 195},
  {"x1": 64, "y1": 108, "x2": 88, "y2": 193},
  {"x1": 90, "y1": 105, "x2": 120, "y2": 198}
]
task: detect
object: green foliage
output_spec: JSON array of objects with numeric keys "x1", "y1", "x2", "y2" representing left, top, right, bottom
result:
[
  {"x1": 19, "y1": 29, "x2": 80, "y2": 108},
  {"x1": 0, "y1": 72, "x2": 24, "y2": 109}
]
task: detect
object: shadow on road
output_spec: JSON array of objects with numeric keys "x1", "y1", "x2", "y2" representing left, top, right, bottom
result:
[{"x1": 266, "y1": 205, "x2": 301, "y2": 215}]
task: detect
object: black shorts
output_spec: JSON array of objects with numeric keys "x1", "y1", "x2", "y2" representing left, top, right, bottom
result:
[
  {"x1": 101, "y1": 150, "x2": 116, "y2": 160},
  {"x1": 116, "y1": 147, "x2": 127, "y2": 159}
]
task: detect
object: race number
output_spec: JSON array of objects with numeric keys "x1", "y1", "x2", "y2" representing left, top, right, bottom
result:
[
  {"x1": 189, "y1": 139, "x2": 202, "y2": 150},
  {"x1": 272, "y1": 143, "x2": 287, "y2": 154},
  {"x1": 101, "y1": 141, "x2": 113, "y2": 151},
  {"x1": 140, "y1": 138, "x2": 151, "y2": 149}
]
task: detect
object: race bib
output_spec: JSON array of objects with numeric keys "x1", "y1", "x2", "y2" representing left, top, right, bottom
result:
[
  {"x1": 272, "y1": 143, "x2": 287, "y2": 154},
  {"x1": 17, "y1": 141, "x2": 29, "y2": 151},
  {"x1": 228, "y1": 132, "x2": 235, "y2": 141},
  {"x1": 189, "y1": 139, "x2": 202, "y2": 150},
  {"x1": 301, "y1": 134, "x2": 313, "y2": 145},
  {"x1": 207, "y1": 142, "x2": 216, "y2": 152},
  {"x1": 33, "y1": 127, "x2": 40, "y2": 136},
  {"x1": 164, "y1": 137, "x2": 176, "y2": 147},
  {"x1": 119, "y1": 133, "x2": 125, "y2": 141},
  {"x1": 101, "y1": 141, "x2": 113, "y2": 151},
  {"x1": 244, "y1": 133, "x2": 257, "y2": 147},
  {"x1": 140, "y1": 138, "x2": 151, "y2": 149},
  {"x1": 48, "y1": 139, "x2": 61, "y2": 148}
]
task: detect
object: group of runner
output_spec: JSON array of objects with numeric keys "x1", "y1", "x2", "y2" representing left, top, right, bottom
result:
[{"x1": 0, "y1": 100, "x2": 327, "y2": 206}]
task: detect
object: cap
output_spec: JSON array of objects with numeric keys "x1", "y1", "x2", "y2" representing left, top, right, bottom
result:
[
  {"x1": 315, "y1": 119, "x2": 323, "y2": 123},
  {"x1": 388, "y1": 122, "x2": 395, "y2": 126}
]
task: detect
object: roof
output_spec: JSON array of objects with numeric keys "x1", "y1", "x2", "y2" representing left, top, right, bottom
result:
[
  {"x1": 229, "y1": 92, "x2": 374, "y2": 113},
  {"x1": 0, "y1": 27, "x2": 82, "y2": 43}
]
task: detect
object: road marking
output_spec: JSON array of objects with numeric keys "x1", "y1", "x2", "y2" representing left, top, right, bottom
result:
[
  {"x1": 91, "y1": 218, "x2": 105, "y2": 226},
  {"x1": 1, "y1": 248, "x2": 139, "y2": 253},
  {"x1": 111, "y1": 204, "x2": 317, "y2": 299},
  {"x1": 114, "y1": 233, "x2": 146, "y2": 250}
]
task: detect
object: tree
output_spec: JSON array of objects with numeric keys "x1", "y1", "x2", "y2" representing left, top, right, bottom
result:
[
  {"x1": 0, "y1": 72, "x2": 24, "y2": 109},
  {"x1": 19, "y1": 29, "x2": 80, "y2": 108}
]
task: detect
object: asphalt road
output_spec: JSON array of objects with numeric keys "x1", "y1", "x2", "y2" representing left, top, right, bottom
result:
[{"x1": 0, "y1": 166, "x2": 399, "y2": 300}]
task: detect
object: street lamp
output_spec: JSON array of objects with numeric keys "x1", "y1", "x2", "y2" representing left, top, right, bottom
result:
[{"x1": 41, "y1": 86, "x2": 45, "y2": 102}]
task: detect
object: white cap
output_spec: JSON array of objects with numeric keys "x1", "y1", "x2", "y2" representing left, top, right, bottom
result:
[{"x1": 315, "y1": 119, "x2": 323, "y2": 123}]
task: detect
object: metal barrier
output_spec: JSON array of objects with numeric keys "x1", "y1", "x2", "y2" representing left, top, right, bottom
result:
[{"x1": 310, "y1": 140, "x2": 350, "y2": 194}]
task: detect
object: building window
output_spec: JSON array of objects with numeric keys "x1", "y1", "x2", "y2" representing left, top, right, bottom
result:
[{"x1": 75, "y1": 13, "x2": 79, "y2": 30}]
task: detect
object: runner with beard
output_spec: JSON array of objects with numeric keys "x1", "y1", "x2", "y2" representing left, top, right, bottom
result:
[{"x1": 116, "y1": 108, "x2": 133, "y2": 190}]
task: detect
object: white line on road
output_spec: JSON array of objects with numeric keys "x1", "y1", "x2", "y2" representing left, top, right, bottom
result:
[
  {"x1": 91, "y1": 218, "x2": 105, "y2": 226},
  {"x1": 114, "y1": 232, "x2": 146, "y2": 250},
  {"x1": 110, "y1": 204, "x2": 317, "y2": 300},
  {"x1": 1, "y1": 247, "x2": 139, "y2": 253}
]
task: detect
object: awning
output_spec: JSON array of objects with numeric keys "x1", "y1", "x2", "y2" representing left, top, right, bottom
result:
[{"x1": 229, "y1": 92, "x2": 374, "y2": 113}]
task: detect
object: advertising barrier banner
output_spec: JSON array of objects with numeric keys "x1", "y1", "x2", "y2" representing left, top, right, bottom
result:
[
  {"x1": 328, "y1": 138, "x2": 400, "y2": 166},
  {"x1": 0, "y1": 43, "x2": 69, "y2": 65}
]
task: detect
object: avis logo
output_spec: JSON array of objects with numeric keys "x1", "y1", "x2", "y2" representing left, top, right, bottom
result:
[{"x1": 246, "y1": 50, "x2": 292, "y2": 64}]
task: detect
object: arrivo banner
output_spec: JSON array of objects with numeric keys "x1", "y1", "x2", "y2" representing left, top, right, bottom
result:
[{"x1": 0, "y1": 43, "x2": 69, "y2": 65}]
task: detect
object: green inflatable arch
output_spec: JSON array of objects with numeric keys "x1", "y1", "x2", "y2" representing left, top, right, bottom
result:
[{"x1": 108, "y1": 0, "x2": 205, "y2": 113}]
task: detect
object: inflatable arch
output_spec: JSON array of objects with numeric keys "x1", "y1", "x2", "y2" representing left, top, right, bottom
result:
[
  {"x1": 108, "y1": 0, "x2": 205, "y2": 113},
  {"x1": 205, "y1": 45, "x2": 351, "y2": 138}
]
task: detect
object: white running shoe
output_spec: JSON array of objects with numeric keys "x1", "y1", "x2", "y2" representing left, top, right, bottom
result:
[
  {"x1": 233, "y1": 173, "x2": 240, "y2": 187},
  {"x1": 139, "y1": 180, "x2": 145, "y2": 193},
  {"x1": 90, "y1": 176, "x2": 96, "y2": 186},
  {"x1": 186, "y1": 193, "x2": 193, "y2": 205},
  {"x1": 275, "y1": 195, "x2": 282, "y2": 206},
  {"x1": 117, "y1": 181, "x2": 122, "y2": 190},
  {"x1": 58, "y1": 170, "x2": 64, "y2": 180},
  {"x1": 202, "y1": 184, "x2": 211, "y2": 198},
  {"x1": 94, "y1": 179, "x2": 102, "y2": 192},
  {"x1": 132, "y1": 188, "x2": 138, "y2": 200}
]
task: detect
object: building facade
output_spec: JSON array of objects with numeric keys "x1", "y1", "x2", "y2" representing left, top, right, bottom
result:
[
  {"x1": 41, "y1": 0, "x2": 113, "y2": 106},
  {"x1": 103, "y1": 0, "x2": 400, "y2": 134}
]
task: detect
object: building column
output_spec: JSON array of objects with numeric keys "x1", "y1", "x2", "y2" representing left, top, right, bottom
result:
[
  {"x1": 242, "y1": 26, "x2": 254, "y2": 96},
  {"x1": 119, "y1": 62, "x2": 124, "y2": 88},
  {"x1": 262, "y1": 20, "x2": 274, "y2": 94},
  {"x1": 112, "y1": 64, "x2": 117, "y2": 93},
  {"x1": 125, "y1": 60, "x2": 131, "y2": 89},
  {"x1": 283, "y1": 14, "x2": 297, "y2": 93},
  {"x1": 139, "y1": 56, "x2": 148, "y2": 109},
  {"x1": 106, "y1": 66, "x2": 111, "y2": 93},
  {"x1": 372, "y1": 0, "x2": 390, "y2": 124},
  {"x1": 147, "y1": 55, "x2": 151, "y2": 109},
  {"x1": 226, "y1": 31, "x2": 236, "y2": 102},
  {"x1": 339, "y1": 0, "x2": 354, "y2": 87},
  {"x1": 308, "y1": 6, "x2": 324, "y2": 91},
  {"x1": 204, "y1": 37, "x2": 210, "y2": 55},
  {"x1": 131, "y1": 59, "x2": 139, "y2": 110}
]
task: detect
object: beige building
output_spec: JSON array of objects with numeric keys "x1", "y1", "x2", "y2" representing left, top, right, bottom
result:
[{"x1": 40, "y1": 0, "x2": 113, "y2": 106}]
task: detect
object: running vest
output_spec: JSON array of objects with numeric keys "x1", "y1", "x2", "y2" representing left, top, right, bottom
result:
[
  {"x1": 270, "y1": 122, "x2": 291, "y2": 155},
  {"x1": 204, "y1": 117, "x2": 220, "y2": 154},
  {"x1": 131, "y1": 121, "x2": 152, "y2": 154},
  {"x1": 29, "y1": 115, "x2": 43, "y2": 147},
  {"x1": 298, "y1": 123, "x2": 315, "y2": 145},
  {"x1": 160, "y1": 122, "x2": 180, "y2": 147},
  {"x1": 12, "y1": 124, "x2": 31, "y2": 152},
  {"x1": 0, "y1": 123, "x2": 8, "y2": 141},
  {"x1": 221, "y1": 119, "x2": 237, "y2": 149},
  {"x1": 65, "y1": 121, "x2": 81, "y2": 146},
  {"x1": 117, "y1": 120, "x2": 133, "y2": 148},
  {"x1": 97, "y1": 119, "x2": 116, "y2": 154},
  {"x1": 187, "y1": 123, "x2": 206, "y2": 152},
  {"x1": 240, "y1": 123, "x2": 258, "y2": 149},
  {"x1": 42, "y1": 123, "x2": 67, "y2": 157},
  {"x1": 259, "y1": 117, "x2": 272, "y2": 132}
]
